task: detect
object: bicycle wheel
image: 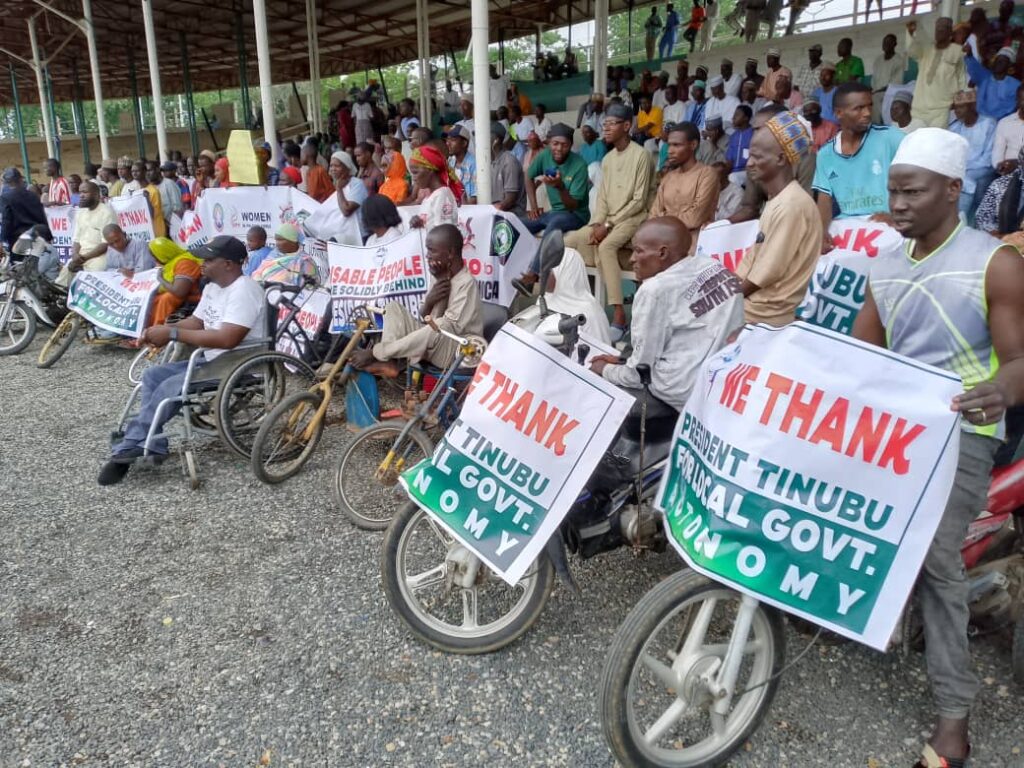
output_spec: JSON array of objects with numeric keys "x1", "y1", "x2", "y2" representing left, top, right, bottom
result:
[
  {"x1": 36, "y1": 314, "x2": 81, "y2": 368},
  {"x1": 599, "y1": 571, "x2": 785, "y2": 768},
  {"x1": 214, "y1": 352, "x2": 316, "y2": 459},
  {"x1": 250, "y1": 389, "x2": 327, "y2": 484},
  {"x1": 332, "y1": 422, "x2": 434, "y2": 530},
  {"x1": 0, "y1": 300, "x2": 36, "y2": 356}
]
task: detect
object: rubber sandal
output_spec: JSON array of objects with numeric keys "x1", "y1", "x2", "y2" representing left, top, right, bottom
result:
[{"x1": 915, "y1": 743, "x2": 971, "y2": 768}]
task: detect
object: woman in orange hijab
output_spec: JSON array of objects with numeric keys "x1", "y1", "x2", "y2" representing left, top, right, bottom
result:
[
  {"x1": 378, "y1": 136, "x2": 410, "y2": 205},
  {"x1": 302, "y1": 142, "x2": 334, "y2": 202},
  {"x1": 213, "y1": 157, "x2": 236, "y2": 188}
]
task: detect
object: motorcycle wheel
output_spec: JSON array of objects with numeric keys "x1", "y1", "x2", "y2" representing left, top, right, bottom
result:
[
  {"x1": 381, "y1": 501, "x2": 554, "y2": 654},
  {"x1": 599, "y1": 570, "x2": 785, "y2": 768},
  {"x1": 332, "y1": 422, "x2": 433, "y2": 531},
  {"x1": 1014, "y1": 611, "x2": 1024, "y2": 686},
  {"x1": 0, "y1": 300, "x2": 36, "y2": 356},
  {"x1": 214, "y1": 352, "x2": 316, "y2": 459},
  {"x1": 250, "y1": 389, "x2": 326, "y2": 484},
  {"x1": 36, "y1": 314, "x2": 81, "y2": 369}
]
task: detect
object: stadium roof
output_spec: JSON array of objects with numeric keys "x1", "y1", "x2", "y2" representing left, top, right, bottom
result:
[{"x1": 0, "y1": 0, "x2": 629, "y2": 105}]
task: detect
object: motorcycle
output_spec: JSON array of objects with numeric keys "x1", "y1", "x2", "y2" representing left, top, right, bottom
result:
[
  {"x1": 0, "y1": 227, "x2": 68, "y2": 356},
  {"x1": 597, "y1": 447, "x2": 1024, "y2": 768},
  {"x1": 379, "y1": 234, "x2": 681, "y2": 655}
]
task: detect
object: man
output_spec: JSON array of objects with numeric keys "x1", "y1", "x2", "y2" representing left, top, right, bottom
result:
[
  {"x1": 682, "y1": 0, "x2": 706, "y2": 53},
  {"x1": 589, "y1": 217, "x2": 742, "y2": 410},
  {"x1": 906, "y1": 18, "x2": 966, "y2": 128},
  {"x1": 812, "y1": 82, "x2": 905, "y2": 249},
  {"x1": 41, "y1": 158, "x2": 70, "y2": 207},
  {"x1": 890, "y1": 92, "x2": 925, "y2": 133},
  {"x1": 98, "y1": 236, "x2": 267, "y2": 485},
  {"x1": 713, "y1": 161, "x2": 744, "y2": 220},
  {"x1": 645, "y1": 6, "x2": 663, "y2": 61},
  {"x1": 442, "y1": 80, "x2": 461, "y2": 124},
  {"x1": 243, "y1": 225, "x2": 274, "y2": 277},
  {"x1": 793, "y1": 43, "x2": 823, "y2": 100},
  {"x1": 835, "y1": 38, "x2": 865, "y2": 84},
  {"x1": 803, "y1": 96, "x2": 838, "y2": 149},
  {"x1": 771, "y1": 74, "x2": 802, "y2": 111},
  {"x1": 158, "y1": 162, "x2": 184, "y2": 219},
  {"x1": 0, "y1": 168, "x2": 47, "y2": 250},
  {"x1": 351, "y1": 225, "x2": 482, "y2": 377},
  {"x1": 395, "y1": 98, "x2": 421, "y2": 142},
  {"x1": 652, "y1": 72, "x2": 671, "y2": 110},
  {"x1": 739, "y1": 79, "x2": 763, "y2": 114},
  {"x1": 144, "y1": 168, "x2": 168, "y2": 238},
  {"x1": 489, "y1": 64, "x2": 509, "y2": 117},
  {"x1": 696, "y1": 116, "x2": 729, "y2": 165},
  {"x1": 721, "y1": 58, "x2": 743, "y2": 97},
  {"x1": 737, "y1": 111, "x2": 820, "y2": 326},
  {"x1": 684, "y1": 81, "x2": 708, "y2": 130},
  {"x1": 533, "y1": 104, "x2": 552, "y2": 142},
  {"x1": 523, "y1": 123, "x2": 590, "y2": 237},
  {"x1": 56, "y1": 181, "x2": 116, "y2": 286},
  {"x1": 786, "y1": 0, "x2": 810, "y2": 35},
  {"x1": 705, "y1": 76, "x2": 740, "y2": 133},
  {"x1": 744, "y1": 57, "x2": 764, "y2": 92},
  {"x1": 812, "y1": 61, "x2": 839, "y2": 124},
  {"x1": 662, "y1": 85, "x2": 686, "y2": 126},
  {"x1": 576, "y1": 92, "x2": 606, "y2": 131},
  {"x1": 649, "y1": 122, "x2": 719, "y2": 248},
  {"x1": 124, "y1": 161, "x2": 146, "y2": 196},
  {"x1": 445, "y1": 126, "x2": 477, "y2": 204},
  {"x1": 507, "y1": 103, "x2": 535, "y2": 163},
  {"x1": 108, "y1": 158, "x2": 130, "y2": 198},
  {"x1": 102, "y1": 223, "x2": 155, "y2": 278},
  {"x1": 659, "y1": 3, "x2": 681, "y2": 59},
  {"x1": 254, "y1": 140, "x2": 279, "y2": 187},
  {"x1": 579, "y1": 124, "x2": 607, "y2": 166},
  {"x1": 757, "y1": 48, "x2": 792, "y2": 100},
  {"x1": 950, "y1": 90, "x2": 997, "y2": 223},
  {"x1": 490, "y1": 123, "x2": 526, "y2": 218},
  {"x1": 699, "y1": 0, "x2": 718, "y2": 50},
  {"x1": 84, "y1": 163, "x2": 108, "y2": 199},
  {"x1": 965, "y1": 46, "x2": 1021, "y2": 121},
  {"x1": 992, "y1": 84, "x2": 1024, "y2": 175},
  {"x1": 635, "y1": 95, "x2": 664, "y2": 144},
  {"x1": 725, "y1": 105, "x2": 754, "y2": 179},
  {"x1": 872, "y1": 34, "x2": 906, "y2": 123},
  {"x1": 852, "y1": 127, "x2": 1024, "y2": 768},
  {"x1": 564, "y1": 102, "x2": 654, "y2": 333}
]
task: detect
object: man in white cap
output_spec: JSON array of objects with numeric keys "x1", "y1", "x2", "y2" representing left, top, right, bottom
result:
[
  {"x1": 965, "y1": 45, "x2": 1022, "y2": 120},
  {"x1": 757, "y1": 48, "x2": 792, "y2": 101},
  {"x1": 905, "y1": 18, "x2": 965, "y2": 127},
  {"x1": 853, "y1": 126, "x2": 1024, "y2": 768},
  {"x1": 652, "y1": 71, "x2": 671, "y2": 110},
  {"x1": 889, "y1": 91, "x2": 925, "y2": 133},
  {"x1": 720, "y1": 58, "x2": 743, "y2": 98},
  {"x1": 871, "y1": 33, "x2": 906, "y2": 124},
  {"x1": 705, "y1": 75, "x2": 741, "y2": 133}
]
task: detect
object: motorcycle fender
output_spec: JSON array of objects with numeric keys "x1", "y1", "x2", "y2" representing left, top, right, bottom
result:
[
  {"x1": 14, "y1": 289, "x2": 50, "y2": 322},
  {"x1": 545, "y1": 535, "x2": 580, "y2": 594}
]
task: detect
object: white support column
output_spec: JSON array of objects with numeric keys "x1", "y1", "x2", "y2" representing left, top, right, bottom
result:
[
  {"x1": 81, "y1": 0, "x2": 109, "y2": 160},
  {"x1": 252, "y1": 0, "x2": 279, "y2": 166},
  {"x1": 415, "y1": 0, "x2": 426, "y2": 124},
  {"x1": 939, "y1": 0, "x2": 956, "y2": 20},
  {"x1": 305, "y1": 0, "x2": 322, "y2": 134},
  {"x1": 593, "y1": 0, "x2": 609, "y2": 96},
  {"x1": 28, "y1": 17, "x2": 54, "y2": 158},
  {"x1": 470, "y1": 0, "x2": 490, "y2": 203},
  {"x1": 141, "y1": 0, "x2": 168, "y2": 161},
  {"x1": 422, "y1": 0, "x2": 432, "y2": 128}
]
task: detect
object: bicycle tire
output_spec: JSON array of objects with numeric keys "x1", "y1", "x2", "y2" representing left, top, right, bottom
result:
[
  {"x1": 37, "y1": 314, "x2": 81, "y2": 368},
  {"x1": 250, "y1": 389, "x2": 327, "y2": 484}
]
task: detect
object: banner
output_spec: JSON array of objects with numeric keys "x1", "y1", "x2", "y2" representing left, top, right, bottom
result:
[
  {"x1": 694, "y1": 220, "x2": 759, "y2": 272},
  {"x1": 110, "y1": 194, "x2": 155, "y2": 242},
  {"x1": 46, "y1": 205, "x2": 76, "y2": 263},
  {"x1": 273, "y1": 286, "x2": 332, "y2": 360},
  {"x1": 656, "y1": 322, "x2": 961, "y2": 649},
  {"x1": 400, "y1": 322, "x2": 634, "y2": 584},
  {"x1": 797, "y1": 217, "x2": 903, "y2": 335},
  {"x1": 327, "y1": 231, "x2": 428, "y2": 332},
  {"x1": 194, "y1": 187, "x2": 320, "y2": 243},
  {"x1": 67, "y1": 268, "x2": 160, "y2": 338},
  {"x1": 173, "y1": 210, "x2": 208, "y2": 249}
]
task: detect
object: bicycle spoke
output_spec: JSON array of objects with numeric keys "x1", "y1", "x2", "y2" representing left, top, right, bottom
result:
[{"x1": 678, "y1": 597, "x2": 717, "y2": 660}]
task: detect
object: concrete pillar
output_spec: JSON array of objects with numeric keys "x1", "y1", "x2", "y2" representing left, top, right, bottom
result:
[
  {"x1": 252, "y1": 0, "x2": 279, "y2": 165},
  {"x1": 27, "y1": 17, "x2": 54, "y2": 158},
  {"x1": 471, "y1": 0, "x2": 491, "y2": 203},
  {"x1": 141, "y1": 0, "x2": 169, "y2": 161},
  {"x1": 82, "y1": 0, "x2": 109, "y2": 161}
]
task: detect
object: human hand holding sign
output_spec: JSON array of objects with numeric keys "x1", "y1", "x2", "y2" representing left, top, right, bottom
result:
[{"x1": 952, "y1": 382, "x2": 1008, "y2": 426}]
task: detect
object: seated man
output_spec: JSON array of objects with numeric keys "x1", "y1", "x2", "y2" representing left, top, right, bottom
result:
[
  {"x1": 98, "y1": 236, "x2": 266, "y2": 486},
  {"x1": 102, "y1": 224, "x2": 156, "y2": 278},
  {"x1": 56, "y1": 181, "x2": 116, "y2": 287},
  {"x1": 589, "y1": 217, "x2": 744, "y2": 410},
  {"x1": 350, "y1": 224, "x2": 482, "y2": 378},
  {"x1": 523, "y1": 123, "x2": 591, "y2": 238},
  {"x1": 148, "y1": 237, "x2": 204, "y2": 327}
]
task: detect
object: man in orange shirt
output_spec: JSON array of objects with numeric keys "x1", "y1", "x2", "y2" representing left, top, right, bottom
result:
[{"x1": 682, "y1": 0, "x2": 707, "y2": 53}]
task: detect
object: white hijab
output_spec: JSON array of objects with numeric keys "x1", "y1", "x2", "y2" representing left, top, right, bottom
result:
[{"x1": 543, "y1": 247, "x2": 612, "y2": 344}]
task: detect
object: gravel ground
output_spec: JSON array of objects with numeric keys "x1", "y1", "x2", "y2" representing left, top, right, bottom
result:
[{"x1": 1, "y1": 337, "x2": 1023, "y2": 768}]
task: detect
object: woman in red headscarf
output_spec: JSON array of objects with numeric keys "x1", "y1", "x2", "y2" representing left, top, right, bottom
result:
[
  {"x1": 213, "y1": 157, "x2": 236, "y2": 188},
  {"x1": 407, "y1": 145, "x2": 463, "y2": 230}
]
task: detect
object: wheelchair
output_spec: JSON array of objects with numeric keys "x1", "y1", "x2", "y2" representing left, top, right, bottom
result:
[{"x1": 110, "y1": 280, "x2": 332, "y2": 489}]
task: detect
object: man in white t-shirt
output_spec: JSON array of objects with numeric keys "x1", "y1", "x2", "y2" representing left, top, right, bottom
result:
[{"x1": 99, "y1": 236, "x2": 267, "y2": 485}]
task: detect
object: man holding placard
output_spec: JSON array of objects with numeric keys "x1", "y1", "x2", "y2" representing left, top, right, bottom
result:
[{"x1": 853, "y1": 128, "x2": 1024, "y2": 768}]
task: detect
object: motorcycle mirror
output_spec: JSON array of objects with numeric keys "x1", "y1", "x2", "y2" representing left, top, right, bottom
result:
[{"x1": 535, "y1": 229, "x2": 565, "y2": 300}]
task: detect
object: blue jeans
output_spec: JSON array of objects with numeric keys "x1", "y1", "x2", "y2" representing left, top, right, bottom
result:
[
  {"x1": 523, "y1": 211, "x2": 586, "y2": 273},
  {"x1": 114, "y1": 359, "x2": 202, "y2": 456},
  {"x1": 959, "y1": 167, "x2": 996, "y2": 225},
  {"x1": 658, "y1": 29, "x2": 677, "y2": 58}
]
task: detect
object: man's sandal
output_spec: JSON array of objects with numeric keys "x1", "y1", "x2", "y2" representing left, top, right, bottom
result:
[{"x1": 915, "y1": 743, "x2": 971, "y2": 768}]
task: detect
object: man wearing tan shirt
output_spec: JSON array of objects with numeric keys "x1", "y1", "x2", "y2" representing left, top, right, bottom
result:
[
  {"x1": 736, "y1": 112, "x2": 821, "y2": 326},
  {"x1": 649, "y1": 123, "x2": 719, "y2": 250},
  {"x1": 905, "y1": 18, "x2": 965, "y2": 128}
]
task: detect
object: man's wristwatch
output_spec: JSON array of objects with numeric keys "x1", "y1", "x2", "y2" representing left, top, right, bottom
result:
[{"x1": 169, "y1": 327, "x2": 179, "y2": 342}]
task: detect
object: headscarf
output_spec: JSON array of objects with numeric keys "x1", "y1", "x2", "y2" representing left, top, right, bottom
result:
[
  {"x1": 330, "y1": 150, "x2": 357, "y2": 175},
  {"x1": 765, "y1": 111, "x2": 812, "y2": 166},
  {"x1": 148, "y1": 237, "x2": 202, "y2": 286},
  {"x1": 306, "y1": 164, "x2": 335, "y2": 203},
  {"x1": 410, "y1": 145, "x2": 465, "y2": 203},
  {"x1": 280, "y1": 166, "x2": 302, "y2": 185},
  {"x1": 379, "y1": 151, "x2": 409, "y2": 205},
  {"x1": 214, "y1": 157, "x2": 235, "y2": 188}
]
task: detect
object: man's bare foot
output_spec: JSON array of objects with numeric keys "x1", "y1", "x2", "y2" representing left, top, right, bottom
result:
[
  {"x1": 349, "y1": 348, "x2": 376, "y2": 369},
  {"x1": 612, "y1": 304, "x2": 627, "y2": 328},
  {"x1": 361, "y1": 360, "x2": 401, "y2": 379}
]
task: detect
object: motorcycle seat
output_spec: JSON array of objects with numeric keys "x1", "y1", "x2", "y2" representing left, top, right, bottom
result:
[
  {"x1": 610, "y1": 433, "x2": 674, "y2": 476},
  {"x1": 622, "y1": 394, "x2": 680, "y2": 443}
]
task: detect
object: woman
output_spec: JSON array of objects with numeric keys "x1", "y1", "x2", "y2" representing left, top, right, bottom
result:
[
  {"x1": 144, "y1": 168, "x2": 168, "y2": 238},
  {"x1": 212, "y1": 158, "x2": 235, "y2": 189},
  {"x1": 329, "y1": 150, "x2": 369, "y2": 237},
  {"x1": 378, "y1": 137, "x2": 410, "y2": 205},
  {"x1": 977, "y1": 146, "x2": 1024, "y2": 236},
  {"x1": 304, "y1": 143, "x2": 334, "y2": 203},
  {"x1": 514, "y1": 248, "x2": 611, "y2": 345},
  {"x1": 147, "y1": 237, "x2": 203, "y2": 327},
  {"x1": 278, "y1": 166, "x2": 302, "y2": 187},
  {"x1": 362, "y1": 194, "x2": 405, "y2": 247},
  {"x1": 407, "y1": 145, "x2": 462, "y2": 230}
]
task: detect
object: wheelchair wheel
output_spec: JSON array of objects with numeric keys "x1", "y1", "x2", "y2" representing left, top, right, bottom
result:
[
  {"x1": 183, "y1": 449, "x2": 200, "y2": 491},
  {"x1": 36, "y1": 314, "x2": 81, "y2": 368},
  {"x1": 250, "y1": 390, "x2": 327, "y2": 484},
  {"x1": 332, "y1": 422, "x2": 434, "y2": 530},
  {"x1": 214, "y1": 352, "x2": 316, "y2": 459}
]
